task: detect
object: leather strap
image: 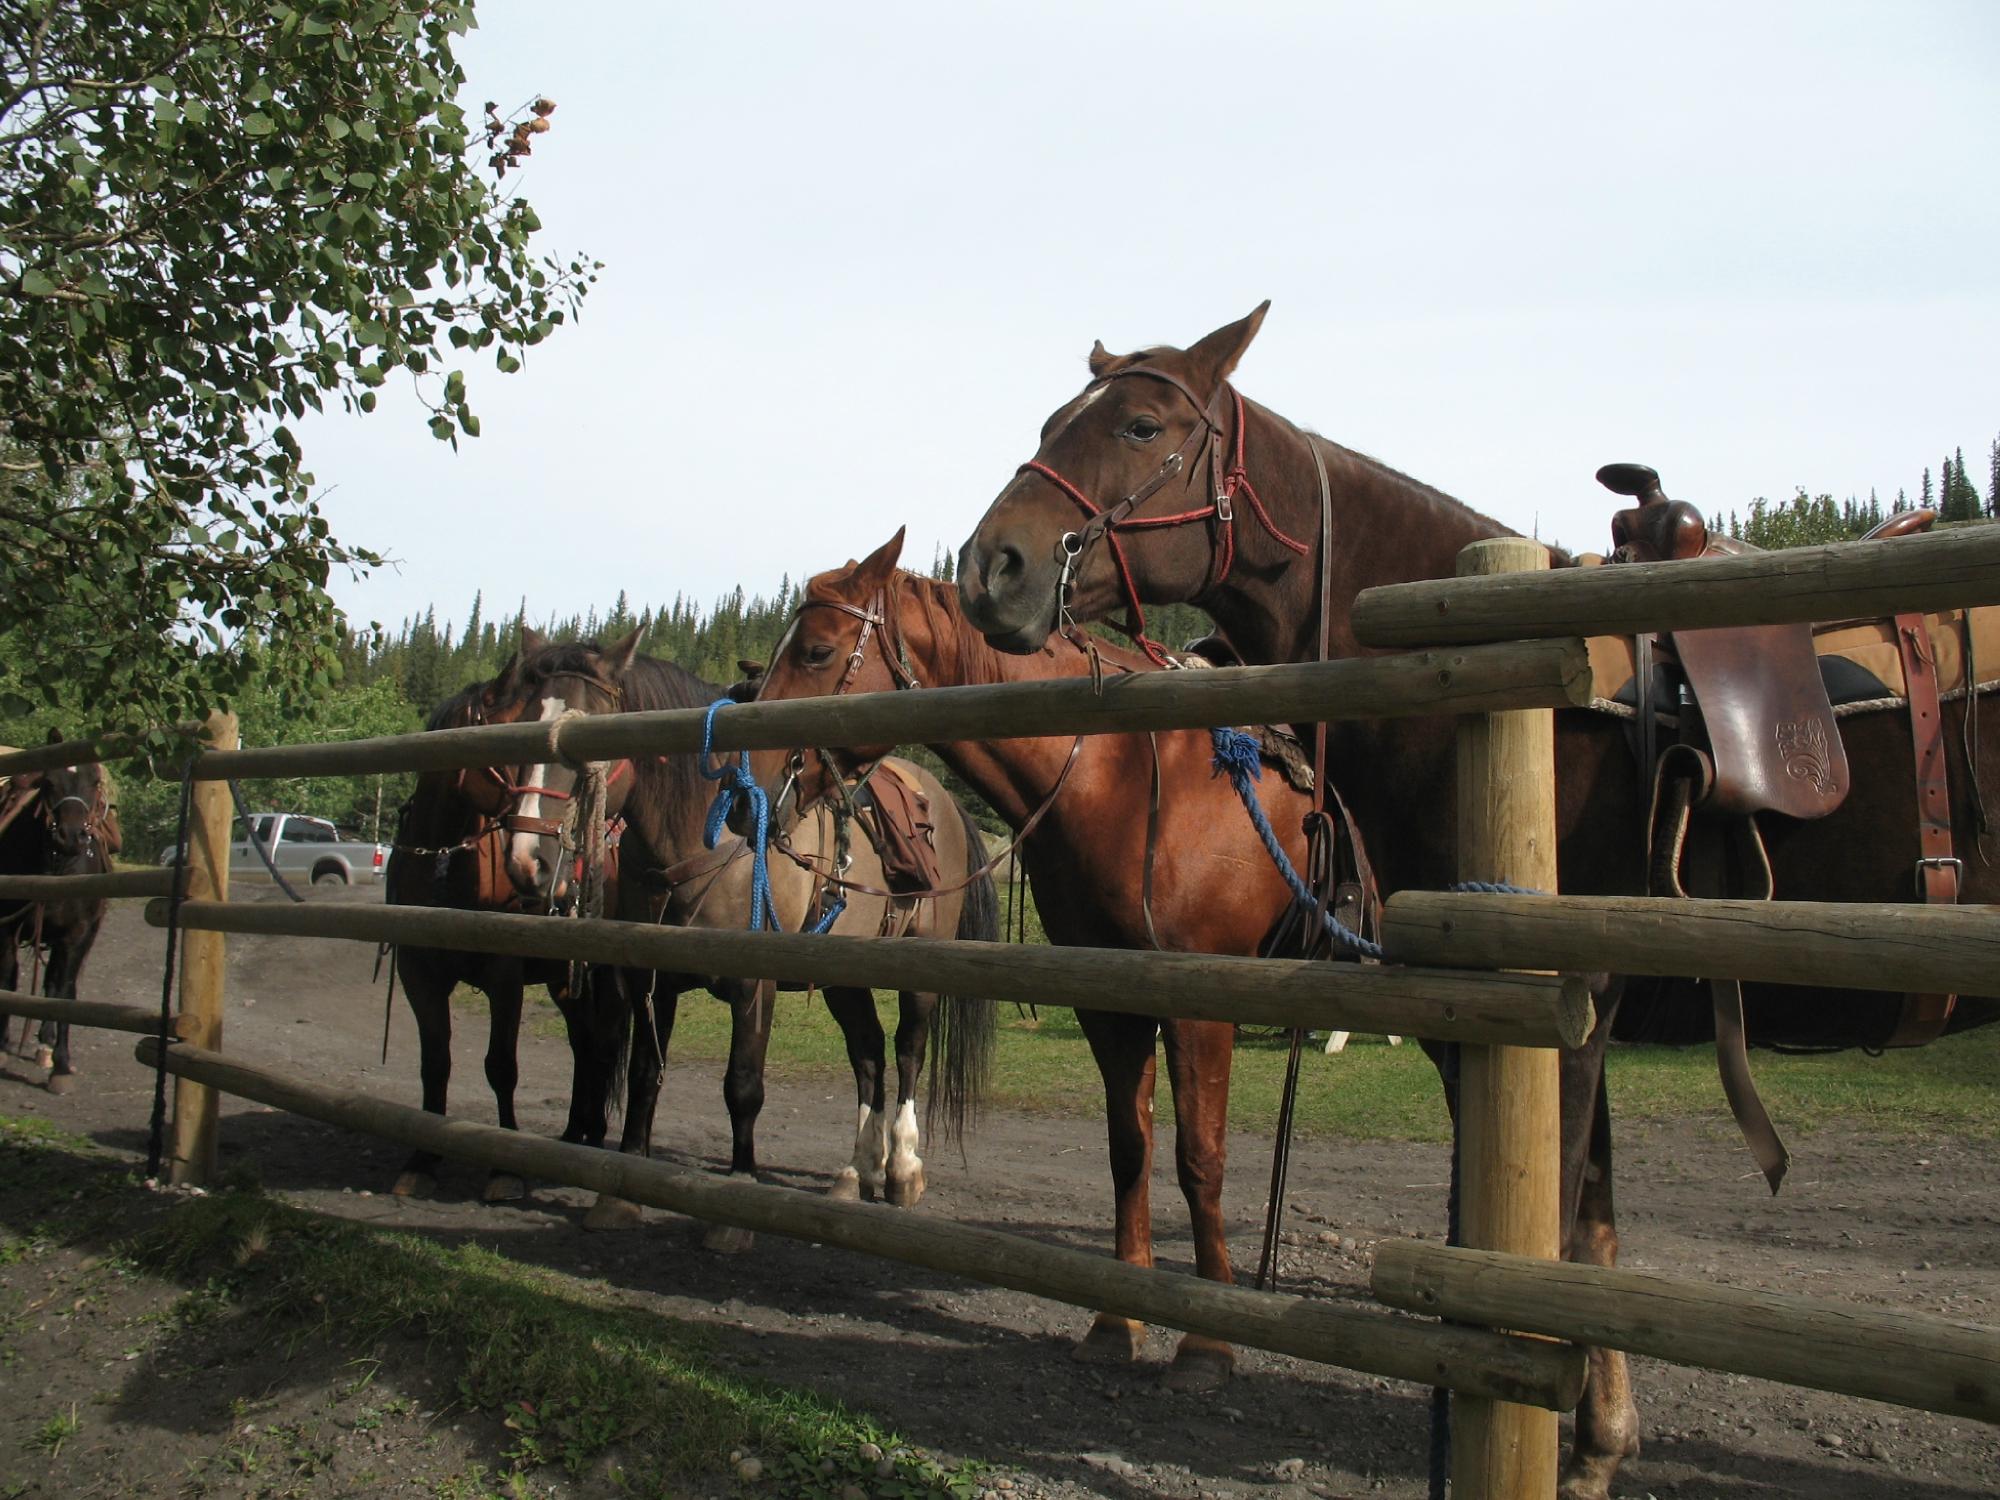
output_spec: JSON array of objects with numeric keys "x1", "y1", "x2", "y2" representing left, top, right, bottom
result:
[{"x1": 1885, "y1": 612, "x2": 1959, "y2": 1046}]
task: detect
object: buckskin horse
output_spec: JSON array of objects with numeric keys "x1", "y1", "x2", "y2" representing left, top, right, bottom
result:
[
  {"x1": 490, "y1": 633, "x2": 997, "y2": 1242},
  {"x1": 384, "y1": 657, "x2": 629, "y2": 1201},
  {"x1": 741, "y1": 530, "x2": 1350, "y2": 1391},
  {"x1": 954, "y1": 304, "x2": 2000, "y2": 1497},
  {"x1": 0, "y1": 747, "x2": 117, "y2": 1095}
]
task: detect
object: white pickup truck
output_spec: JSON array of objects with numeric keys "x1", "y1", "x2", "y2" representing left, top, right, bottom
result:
[{"x1": 158, "y1": 812, "x2": 388, "y2": 887}]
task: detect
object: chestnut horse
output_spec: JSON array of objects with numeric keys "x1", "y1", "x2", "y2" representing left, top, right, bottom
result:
[
  {"x1": 490, "y1": 634, "x2": 997, "y2": 1239},
  {"x1": 0, "y1": 754, "x2": 116, "y2": 1093},
  {"x1": 742, "y1": 530, "x2": 1346, "y2": 1391},
  {"x1": 383, "y1": 663, "x2": 626, "y2": 1201},
  {"x1": 955, "y1": 305, "x2": 2000, "y2": 1497}
]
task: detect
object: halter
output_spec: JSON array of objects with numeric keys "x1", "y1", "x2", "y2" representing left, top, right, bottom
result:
[{"x1": 1019, "y1": 369, "x2": 1310, "y2": 666}]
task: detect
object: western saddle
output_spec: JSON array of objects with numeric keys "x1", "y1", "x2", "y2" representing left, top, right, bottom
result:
[{"x1": 1596, "y1": 463, "x2": 1966, "y2": 1189}]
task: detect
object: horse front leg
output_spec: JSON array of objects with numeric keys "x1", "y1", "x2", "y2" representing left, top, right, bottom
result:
[
  {"x1": 392, "y1": 958, "x2": 455, "y2": 1197},
  {"x1": 1560, "y1": 1057, "x2": 1641, "y2": 1500},
  {"x1": 1072, "y1": 1007, "x2": 1159, "y2": 1365},
  {"x1": 585, "y1": 970, "x2": 674, "y2": 1232},
  {"x1": 478, "y1": 963, "x2": 528, "y2": 1203},
  {"x1": 1158, "y1": 1018, "x2": 1237, "y2": 1391},
  {"x1": 822, "y1": 986, "x2": 889, "y2": 1201}
]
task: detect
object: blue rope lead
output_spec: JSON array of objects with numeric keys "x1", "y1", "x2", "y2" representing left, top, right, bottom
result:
[
  {"x1": 1209, "y1": 728, "x2": 1385, "y2": 960},
  {"x1": 699, "y1": 699, "x2": 775, "y2": 932}
]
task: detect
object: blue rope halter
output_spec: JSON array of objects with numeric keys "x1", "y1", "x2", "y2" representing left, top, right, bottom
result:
[{"x1": 700, "y1": 699, "x2": 775, "y2": 931}]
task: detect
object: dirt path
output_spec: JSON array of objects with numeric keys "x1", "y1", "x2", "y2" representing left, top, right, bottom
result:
[{"x1": 3, "y1": 889, "x2": 1996, "y2": 1498}]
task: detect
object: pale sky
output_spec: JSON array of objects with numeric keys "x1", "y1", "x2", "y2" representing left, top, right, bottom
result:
[{"x1": 304, "y1": 1, "x2": 2000, "y2": 638}]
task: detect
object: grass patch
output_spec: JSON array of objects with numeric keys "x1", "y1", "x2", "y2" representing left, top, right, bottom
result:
[{"x1": 125, "y1": 1189, "x2": 977, "y2": 1497}]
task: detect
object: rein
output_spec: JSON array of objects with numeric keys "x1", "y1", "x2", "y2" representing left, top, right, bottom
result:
[{"x1": 1022, "y1": 372, "x2": 1308, "y2": 666}]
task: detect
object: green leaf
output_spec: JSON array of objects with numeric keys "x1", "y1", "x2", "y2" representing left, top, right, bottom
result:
[
  {"x1": 19, "y1": 269, "x2": 57, "y2": 297},
  {"x1": 428, "y1": 416, "x2": 454, "y2": 441},
  {"x1": 243, "y1": 112, "x2": 275, "y2": 136}
]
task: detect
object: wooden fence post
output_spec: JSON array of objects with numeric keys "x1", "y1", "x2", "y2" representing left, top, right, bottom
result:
[
  {"x1": 1452, "y1": 539, "x2": 1561, "y2": 1498},
  {"x1": 169, "y1": 711, "x2": 236, "y2": 1186}
]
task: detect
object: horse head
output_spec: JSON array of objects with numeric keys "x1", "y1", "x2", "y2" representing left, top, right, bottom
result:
[
  {"x1": 486, "y1": 629, "x2": 645, "y2": 904},
  {"x1": 957, "y1": 303, "x2": 1270, "y2": 655},
  {"x1": 39, "y1": 755, "x2": 114, "y2": 876},
  {"x1": 740, "y1": 529, "x2": 913, "y2": 829}
]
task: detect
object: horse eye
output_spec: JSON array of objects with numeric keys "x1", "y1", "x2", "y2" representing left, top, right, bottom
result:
[
  {"x1": 1126, "y1": 416, "x2": 1163, "y2": 442},
  {"x1": 804, "y1": 642, "x2": 837, "y2": 666}
]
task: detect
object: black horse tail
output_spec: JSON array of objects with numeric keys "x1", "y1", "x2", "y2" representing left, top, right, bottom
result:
[
  {"x1": 927, "y1": 802, "x2": 1000, "y2": 1146},
  {"x1": 560, "y1": 966, "x2": 632, "y2": 1131}
]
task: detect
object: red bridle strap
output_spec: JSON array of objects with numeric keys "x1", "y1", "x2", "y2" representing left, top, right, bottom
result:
[{"x1": 1019, "y1": 383, "x2": 1310, "y2": 667}]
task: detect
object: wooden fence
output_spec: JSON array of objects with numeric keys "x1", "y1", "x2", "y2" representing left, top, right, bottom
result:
[{"x1": 4, "y1": 523, "x2": 2000, "y2": 1499}]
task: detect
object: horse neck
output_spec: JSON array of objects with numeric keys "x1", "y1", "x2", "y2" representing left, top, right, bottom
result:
[
  {"x1": 1206, "y1": 398, "x2": 1513, "y2": 666},
  {"x1": 892, "y1": 573, "x2": 1112, "y2": 828}
]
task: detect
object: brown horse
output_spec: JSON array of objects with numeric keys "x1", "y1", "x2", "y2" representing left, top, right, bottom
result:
[
  {"x1": 955, "y1": 305, "x2": 2000, "y2": 1497},
  {"x1": 743, "y1": 529, "x2": 1349, "y2": 1391},
  {"x1": 0, "y1": 750, "x2": 116, "y2": 1094},
  {"x1": 489, "y1": 634, "x2": 998, "y2": 1239},
  {"x1": 384, "y1": 661, "x2": 623, "y2": 1201}
]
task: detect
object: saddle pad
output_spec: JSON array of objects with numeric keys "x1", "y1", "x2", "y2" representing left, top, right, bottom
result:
[
  {"x1": 1586, "y1": 605, "x2": 2000, "y2": 717},
  {"x1": 858, "y1": 760, "x2": 941, "y2": 895}
]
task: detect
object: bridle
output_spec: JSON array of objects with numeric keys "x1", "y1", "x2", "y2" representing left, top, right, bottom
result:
[{"x1": 1019, "y1": 367, "x2": 1310, "y2": 666}]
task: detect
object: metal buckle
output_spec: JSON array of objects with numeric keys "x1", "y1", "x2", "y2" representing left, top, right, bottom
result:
[
  {"x1": 1215, "y1": 490, "x2": 1233, "y2": 523},
  {"x1": 1915, "y1": 855, "x2": 1963, "y2": 897}
]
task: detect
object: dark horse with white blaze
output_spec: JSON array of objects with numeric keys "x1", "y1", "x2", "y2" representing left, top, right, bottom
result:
[
  {"x1": 954, "y1": 305, "x2": 2000, "y2": 1499},
  {"x1": 741, "y1": 532, "x2": 1339, "y2": 1390},
  {"x1": 385, "y1": 659, "x2": 629, "y2": 1201},
  {"x1": 0, "y1": 748, "x2": 116, "y2": 1094},
  {"x1": 489, "y1": 633, "x2": 998, "y2": 1239}
]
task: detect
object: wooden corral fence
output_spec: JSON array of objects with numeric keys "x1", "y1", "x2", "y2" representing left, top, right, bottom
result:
[{"x1": 6, "y1": 527, "x2": 2000, "y2": 1500}]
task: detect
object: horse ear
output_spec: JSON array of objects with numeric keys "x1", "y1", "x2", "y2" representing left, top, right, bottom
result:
[
  {"x1": 1180, "y1": 300, "x2": 1270, "y2": 400},
  {"x1": 602, "y1": 626, "x2": 646, "y2": 678},
  {"x1": 852, "y1": 527, "x2": 907, "y2": 591},
  {"x1": 520, "y1": 625, "x2": 546, "y2": 656},
  {"x1": 1088, "y1": 338, "x2": 1120, "y2": 377}
]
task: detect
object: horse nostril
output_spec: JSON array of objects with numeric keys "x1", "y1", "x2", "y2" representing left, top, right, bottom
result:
[{"x1": 990, "y1": 542, "x2": 1025, "y2": 591}]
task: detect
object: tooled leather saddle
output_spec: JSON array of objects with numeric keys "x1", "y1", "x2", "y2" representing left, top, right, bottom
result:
[{"x1": 1596, "y1": 463, "x2": 1965, "y2": 1189}]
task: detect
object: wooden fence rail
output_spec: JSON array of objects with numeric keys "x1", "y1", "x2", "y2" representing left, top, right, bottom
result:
[
  {"x1": 1351, "y1": 523, "x2": 2000, "y2": 647},
  {"x1": 142, "y1": 898, "x2": 1594, "y2": 1048},
  {"x1": 134, "y1": 1035, "x2": 1588, "y2": 1411},
  {"x1": 0, "y1": 640, "x2": 1592, "y2": 780},
  {"x1": 1372, "y1": 1241, "x2": 2000, "y2": 1425},
  {"x1": 0, "y1": 869, "x2": 179, "y2": 901},
  {"x1": 1383, "y1": 892, "x2": 2000, "y2": 998},
  {"x1": 0, "y1": 991, "x2": 193, "y2": 1039}
]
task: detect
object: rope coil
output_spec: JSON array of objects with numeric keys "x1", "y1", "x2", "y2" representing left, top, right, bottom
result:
[{"x1": 699, "y1": 699, "x2": 775, "y2": 931}]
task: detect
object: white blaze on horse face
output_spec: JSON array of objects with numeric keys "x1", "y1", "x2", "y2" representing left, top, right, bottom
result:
[
  {"x1": 1046, "y1": 382, "x2": 1108, "y2": 444},
  {"x1": 505, "y1": 694, "x2": 567, "y2": 882}
]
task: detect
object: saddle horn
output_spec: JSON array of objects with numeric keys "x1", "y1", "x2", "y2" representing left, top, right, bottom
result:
[{"x1": 1601, "y1": 462, "x2": 1708, "y2": 563}]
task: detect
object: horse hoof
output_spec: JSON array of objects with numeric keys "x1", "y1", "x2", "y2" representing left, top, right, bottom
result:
[
  {"x1": 1072, "y1": 1315, "x2": 1147, "y2": 1364},
  {"x1": 44, "y1": 1072, "x2": 75, "y2": 1097},
  {"x1": 583, "y1": 1194, "x2": 645, "y2": 1232},
  {"x1": 885, "y1": 1169, "x2": 925, "y2": 1208},
  {"x1": 699, "y1": 1222, "x2": 756, "y2": 1255},
  {"x1": 481, "y1": 1172, "x2": 528, "y2": 1204},
  {"x1": 390, "y1": 1171, "x2": 436, "y2": 1199},
  {"x1": 827, "y1": 1171, "x2": 864, "y2": 1202},
  {"x1": 1162, "y1": 1336, "x2": 1235, "y2": 1393},
  {"x1": 33, "y1": 1046, "x2": 53, "y2": 1071}
]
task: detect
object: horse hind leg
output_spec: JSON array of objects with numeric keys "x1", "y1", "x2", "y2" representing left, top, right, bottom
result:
[
  {"x1": 822, "y1": 987, "x2": 889, "y2": 1201},
  {"x1": 884, "y1": 991, "x2": 932, "y2": 1207},
  {"x1": 1559, "y1": 1068, "x2": 1640, "y2": 1500},
  {"x1": 697, "y1": 979, "x2": 773, "y2": 1255},
  {"x1": 1158, "y1": 1019, "x2": 1236, "y2": 1392}
]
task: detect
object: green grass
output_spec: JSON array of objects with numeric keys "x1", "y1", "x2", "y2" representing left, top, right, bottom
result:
[{"x1": 484, "y1": 874, "x2": 2000, "y2": 1144}]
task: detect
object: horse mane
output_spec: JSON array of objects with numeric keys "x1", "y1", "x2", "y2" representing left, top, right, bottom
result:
[{"x1": 892, "y1": 570, "x2": 1156, "y2": 686}]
